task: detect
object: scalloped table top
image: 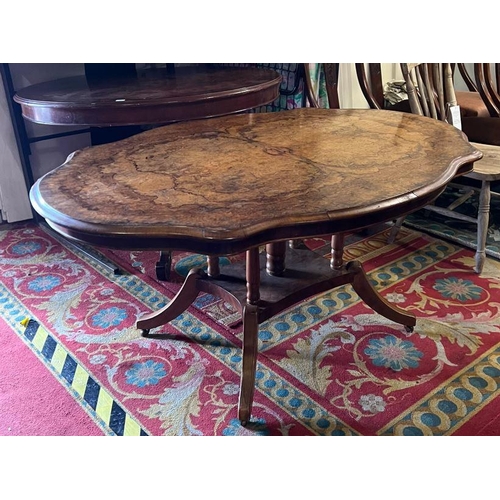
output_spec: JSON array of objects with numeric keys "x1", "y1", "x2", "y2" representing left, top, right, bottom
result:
[{"x1": 30, "y1": 108, "x2": 481, "y2": 255}]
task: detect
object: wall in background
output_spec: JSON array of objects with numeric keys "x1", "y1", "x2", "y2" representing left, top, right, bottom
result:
[
  {"x1": 337, "y1": 63, "x2": 402, "y2": 108},
  {"x1": 1, "y1": 64, "x2": 92, "y2": 222},
  {"x1": 0, "y1": 74, "x2": 32, "y2": 222}
]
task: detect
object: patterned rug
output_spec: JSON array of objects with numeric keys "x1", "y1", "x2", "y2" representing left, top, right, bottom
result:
[{"x1": 1, "y1": 222, "x2": 500, "y2": 435}]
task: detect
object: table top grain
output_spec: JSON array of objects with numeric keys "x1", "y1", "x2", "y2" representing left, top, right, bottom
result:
[{"x1": 30, "y1": 108, "x2": 482, "y2": 254}]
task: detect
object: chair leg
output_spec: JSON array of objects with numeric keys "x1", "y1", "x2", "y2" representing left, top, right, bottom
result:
[
  {"x1": 475, "y1": 180, "x2": 491, "y2": 274},
  {"x1": 387, "y1": 217, "x2": 405, "y2": 244}
]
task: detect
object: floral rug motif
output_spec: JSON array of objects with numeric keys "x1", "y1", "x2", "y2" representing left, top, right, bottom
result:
[{"x1": 1, "y1": 223, "x2": 500, "y2": 435}]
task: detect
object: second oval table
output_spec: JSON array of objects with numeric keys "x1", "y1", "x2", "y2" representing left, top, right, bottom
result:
[{"x1": 15, "y1": 64, "x2": 283, "y2": 279}]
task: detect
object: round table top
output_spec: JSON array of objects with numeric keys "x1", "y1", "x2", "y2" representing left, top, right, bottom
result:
[
  {"x1": 14, "y1": 66, "x2": 283, "y2": 126},
  {"x1": 30, "y1": 108, "x2": 482, "y2": 255}
]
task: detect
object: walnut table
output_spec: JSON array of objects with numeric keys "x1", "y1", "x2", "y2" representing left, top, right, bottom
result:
[
  {"x1": 29, "y1": 108, "x2": 482, "y2": 425},
  {"x1": 15, "y1": 64, "x2": 282, "y2": 280}
]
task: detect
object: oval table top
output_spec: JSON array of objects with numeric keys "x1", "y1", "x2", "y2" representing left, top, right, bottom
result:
[
  {"x1": 14, "y1": 66, "x2": 283, "y2": 126},
  {"x1": 30, "y1": 108, "x2": 482, "y2": 255}
]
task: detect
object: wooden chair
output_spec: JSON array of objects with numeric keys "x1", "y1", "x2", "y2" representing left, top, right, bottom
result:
[
  {"x1": 453, "y1": 63, "x2": 491, "y2": 120},
  {"x1": 473, "y1": 63, "x2": 500, "y2": 118},
  {"x1": 459, "y1": 63, "x2": 500, "y2": 146},
  {"x1": 393, "y1": 63, "x2": 500, "y2": 274},
  {"x1": 355, "y1": 62, "x2": 491, "y2": 118},
  {"x1": 355, "y1": 63, "x2": 412, "y2": 112}
]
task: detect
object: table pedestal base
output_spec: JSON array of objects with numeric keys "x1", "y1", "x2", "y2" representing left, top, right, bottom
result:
[{"x1": 136, "y1": 245, "x2": 416, "y2": 425}]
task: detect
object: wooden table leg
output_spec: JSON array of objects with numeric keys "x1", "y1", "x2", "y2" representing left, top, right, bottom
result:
[
  {"x1": 238, "y1": 247, "x2": 261, "y2": 425},
  {"x1": 347, "y1": 260, "x2": 416, "y2": 331},
  {"x1": 138, "y1": 246, "x2": 416, "y2": 425},
  {"x1": 136, "y1": 267, "x2": 205, "y2": 333},
  {"x1": 331, "y1": 233, "x2": 345, "y2": 270},
  {"x1": 207, "y1": 256, "x2": 220, "y2": 278},
  {"x1": 238, "y1": 303, "x2": 259, "y2": 426},
  {"x1": 155, "y1": 250, "x2": 172, "y2": 281},
  {"x1": 246, "y1": 247, "x2": 261, "y2": 305},
  {"x1": 266, "y1": 240, "x2": 287, "y2": 276}
]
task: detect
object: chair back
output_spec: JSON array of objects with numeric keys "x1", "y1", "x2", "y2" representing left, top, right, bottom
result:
[
  {"x1": 355, "y1": 63, "x2": 385, "y2": 109},
  {"x1": 401, "y1": 63, "x2": 459, "y2": 125},
  {"x1": 303, "y1": 63, "x2": 341, "y2": 109},
  {"x1": 305, "y1": 63, "x2": 400, "y2": 111},
  {"x1": 455, "y1": 63, "x2": 478, "y2": 92},
  {"x1": 473, "y1": 63, "x2": 500, "y2": 118}
]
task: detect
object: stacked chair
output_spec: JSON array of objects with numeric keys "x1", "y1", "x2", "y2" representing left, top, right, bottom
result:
[
  {"x1": 393, "y1": 63, "x2": 500, "y2": 273},
  {"x1": 353, "y1": 63, "x2": 500, "y2": 274}
]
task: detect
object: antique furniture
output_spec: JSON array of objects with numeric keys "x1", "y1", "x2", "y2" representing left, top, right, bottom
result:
[
  {"x1": 353, "y1": 63, "x2": 490, "y2": 118},
  {"x1": 389, "y1": 63, "x2": 500, "y2": 274},
  {"x1": 453, "y1": 63, "x2": 490, "y2": 121},
  {"x1": 302, "y1": 63, "x2": 408, "y2": 269},
  {"x1": 460, "y1": 63, "x2": 500, "y2": 146},
  {"x1": 354, "y1": 63, "x2": 410, "y2": 112},
  {"x1": 29, "y1": 108, "x2": 480, "y2": 425},
  {"x1": 13, "y1": 64, "x2": 282, "y2": 280},
  {"x1": 13, "y1": 65, "x2": 282, "y2": 127}
]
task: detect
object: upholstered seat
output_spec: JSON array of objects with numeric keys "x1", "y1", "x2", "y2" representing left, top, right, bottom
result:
[
  {"x1": 456, "y1": 90, "x2": 490, "y2": 118},
  {"x1": 459, "y1": 64, "x2": 500, "y2": 147}
]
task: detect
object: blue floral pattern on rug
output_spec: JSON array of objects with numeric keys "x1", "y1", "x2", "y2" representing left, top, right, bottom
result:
[
  {"x1": 433, "y1": 277, "x2": 484, "y2": 302},
  {"x1": 125, "y1": 360, "x2": 167, "y2": 388},
  {"x1": 364, "y1": 335, "x2": 423, "y2": 372},
  {"x1": 28, "y1": 275, "x2": 61, "y2": 292},
  {"x1": 91, "y1": 307, "x2": 127, "y2": 328},
  {"x1": 11, "y1": 241, "x2": 41, "y2": 255}
]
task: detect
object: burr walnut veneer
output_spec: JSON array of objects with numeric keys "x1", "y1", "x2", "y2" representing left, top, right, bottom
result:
[
  {"x1": 15, "y1": 64, "x2": 282, "y2": 280},
  {"x1": 29, "y1": 108, "x2": 482, "y2": 425}
]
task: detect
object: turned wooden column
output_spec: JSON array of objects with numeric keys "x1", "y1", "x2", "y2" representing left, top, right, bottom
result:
[
  {"x1": 207, "y1": 256, "x2": 220, "y2": 278},
  {"x1": 331, "y1": 233, "x2": 345, "y2": 270},
  {"x1": 475, "y1": 180, "x2": 491, "y2": 274},
  {"x1": 246, "y1": 247, "x2": 261, "y2": 305},
  {"x1": 266, "y1": 241, "x2": 287, "y2": 276}
]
